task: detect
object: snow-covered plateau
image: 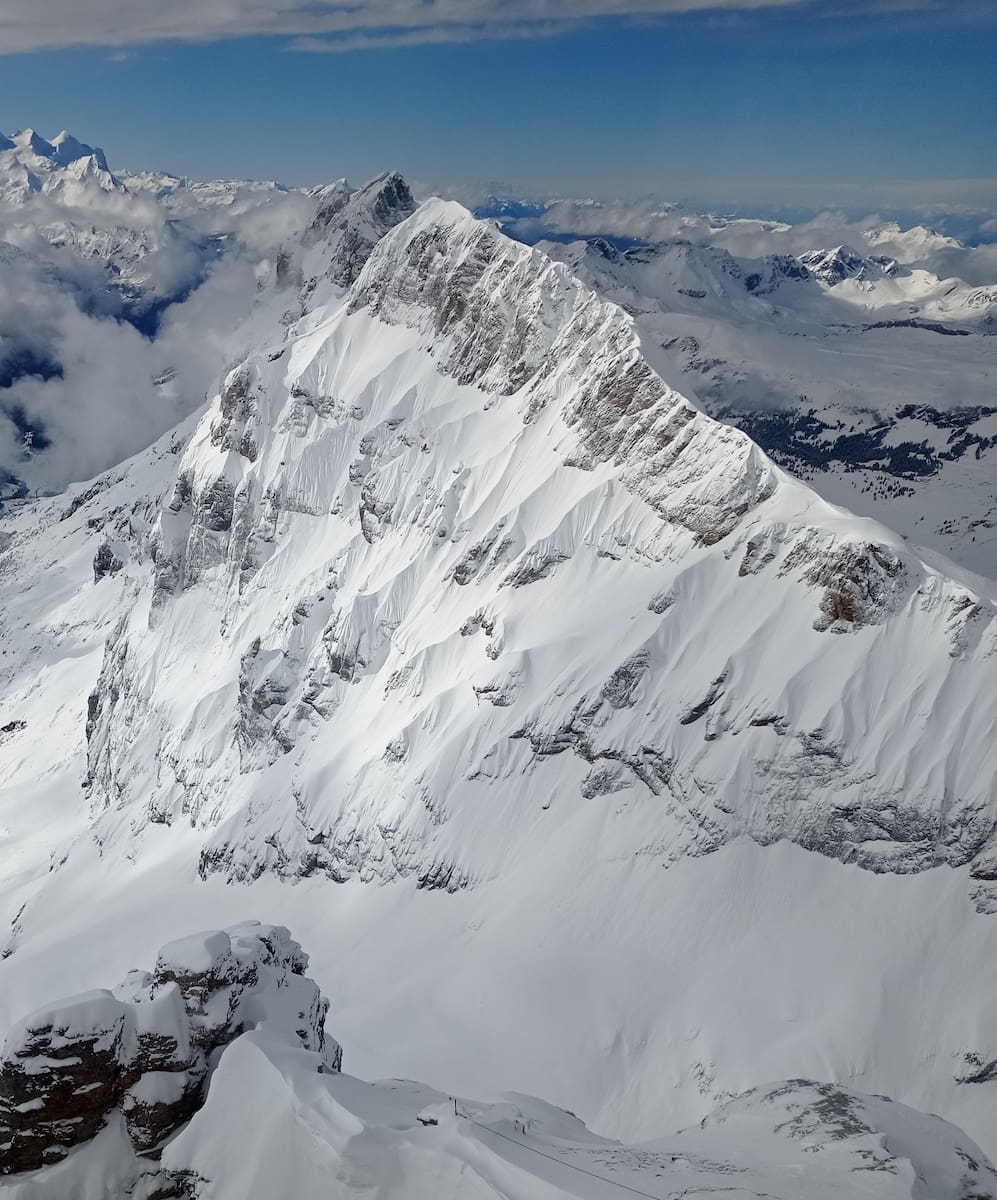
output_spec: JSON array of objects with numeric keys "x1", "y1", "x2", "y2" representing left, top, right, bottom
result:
[{"x1": 1, "y1": 135, "x2": 996, "y2": 1196}]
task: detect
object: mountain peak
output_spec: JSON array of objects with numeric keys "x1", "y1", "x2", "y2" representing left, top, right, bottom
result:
[
  {"x1": 3, "y1": 127, "x2": 111, "y2": 174},
  {"x1": 798, "y1": 243, "x2": 869, "y2": 285},
  {"x1": 13, "y1": 128, "x2": 55, "y2": 158},
  {"x1": 303, "y1": 169, "x2": 417, "y2": 289},
  {"x1": 350, "y1": 170, "x2": 416, "y2": 232},
  {"x1": 51, "y1": 130, "x2": 109, "y2": 170}
]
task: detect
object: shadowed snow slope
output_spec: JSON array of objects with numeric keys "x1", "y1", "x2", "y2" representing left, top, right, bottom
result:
[{"x1": 1, "y1": 198, "x2": 996, "y2": 1162}]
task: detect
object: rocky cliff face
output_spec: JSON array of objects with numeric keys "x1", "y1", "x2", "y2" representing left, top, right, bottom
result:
[
  {"x1": 300, "y1": 171, "x2": 417, "y2": 298},
  {"x1": 0, "y1": 922, "x2": 336, "y2": 1175},
  {"x1": 73, "y1": 198, "x2": 997, "y2": 907}
]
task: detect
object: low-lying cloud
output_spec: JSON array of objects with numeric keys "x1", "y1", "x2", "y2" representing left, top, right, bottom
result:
[
  {"x1": 495, "y1": 194, "x2": 997, "y2": 283},
  {"x1": 0, "y1": 187, "x2": 314, "y2": 494}
]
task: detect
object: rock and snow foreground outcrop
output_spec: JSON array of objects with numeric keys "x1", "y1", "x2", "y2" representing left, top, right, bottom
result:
[
  {"x1": 0, "y1": 922, "x2": 337, "y2": 1178},
  {"x1": 2, "y1": 925, "x2": 994, "y2": 1200},
  {"x1": 2, "y1": 188, "x2": 997, "y2": 1166}
]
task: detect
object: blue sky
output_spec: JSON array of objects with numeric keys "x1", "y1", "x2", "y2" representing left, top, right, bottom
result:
[{"x1": 0, "y1": 2, "x2": 995, "y2": 207}]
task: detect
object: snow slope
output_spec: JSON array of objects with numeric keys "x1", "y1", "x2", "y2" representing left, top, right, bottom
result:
[{"x1": 1, "y1": 195, "x2": 996, "y2": 1175}]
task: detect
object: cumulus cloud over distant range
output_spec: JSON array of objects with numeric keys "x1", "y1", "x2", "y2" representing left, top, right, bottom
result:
[
  {"x1": 0, "y1": 257, "x2": 253, "y2": 493},
  {"x1": 0, "y1": 181, "x2": 313, "y2": 494},
  {"x1": 0, "y1": 0, "x2": 992, "y2": 53},
  {"x1": 470, "y1": 193, "x2": 997, "y2": 283}
]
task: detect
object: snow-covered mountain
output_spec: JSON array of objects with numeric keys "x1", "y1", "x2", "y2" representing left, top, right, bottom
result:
[
  {"x1": 0, "y1": 127, "x2": 214, "y2": 319},
  {"x1": 2, "y1": 179, "x2": 997, "y2": 1196},
  {"x1": 0, "y1": 129, "x2": 120, "y2": 206},
  {"x1": 74, "y1": 199, "x2": 997, "y2": 890}
]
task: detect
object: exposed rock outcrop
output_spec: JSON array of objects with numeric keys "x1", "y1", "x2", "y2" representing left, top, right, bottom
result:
[
  {"x1": 0, "y1": 923, "x2": 337, "y2": 1174},
  {"x1": 93, "y1": 541, "x2": 124, "y2": 582}
]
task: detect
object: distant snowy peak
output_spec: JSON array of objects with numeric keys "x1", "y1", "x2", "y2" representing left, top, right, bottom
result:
[
  {"x1": 799, "y1": 243, "x2": 887, "y2": 286},
  {"x1": 300, "y1": 169, "x2": 416, "y2": 296},
  {"x1": 472, "y1": 194, "x2": 548, "y2": 221},
  {"x1": 865, "y1": 220, "x2": 963, "y2": 261},
  {"x1": 0, "y1": 128, "x2": 120, "y2": 202},
  {"x1": 49, "y1": 130, "x2": 110, "y2": 171},
  {"x1": 120, "y1": 169, "x2": 291, "y2": 216}
]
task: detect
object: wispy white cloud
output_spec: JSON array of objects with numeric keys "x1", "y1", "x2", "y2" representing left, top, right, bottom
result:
[
  {"x1": 287, "y1": 21, "x2": 586, "y2": 54},
  {"x1": 0, "y1": 0, "x2": 989, "y2": 55}
]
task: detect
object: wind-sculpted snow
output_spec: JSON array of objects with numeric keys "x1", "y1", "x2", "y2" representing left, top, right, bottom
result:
[
  {"x1": 1, "y1": 927, "x2": 992, "y2": 1200},
  {"x1": 72, "y1": 198, "x2": 997, "y2": 907},
  {"x1": 3, "y1": 990, "x2": 994, "y2": 1200}
]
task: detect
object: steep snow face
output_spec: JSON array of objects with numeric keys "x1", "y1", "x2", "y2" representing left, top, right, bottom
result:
[
  {"x1": 539, "y1": 236, "x2": 997, "y2": 577},
  {"x1": 75, "y1": 198, "x2": 997, "y2": 902}
]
